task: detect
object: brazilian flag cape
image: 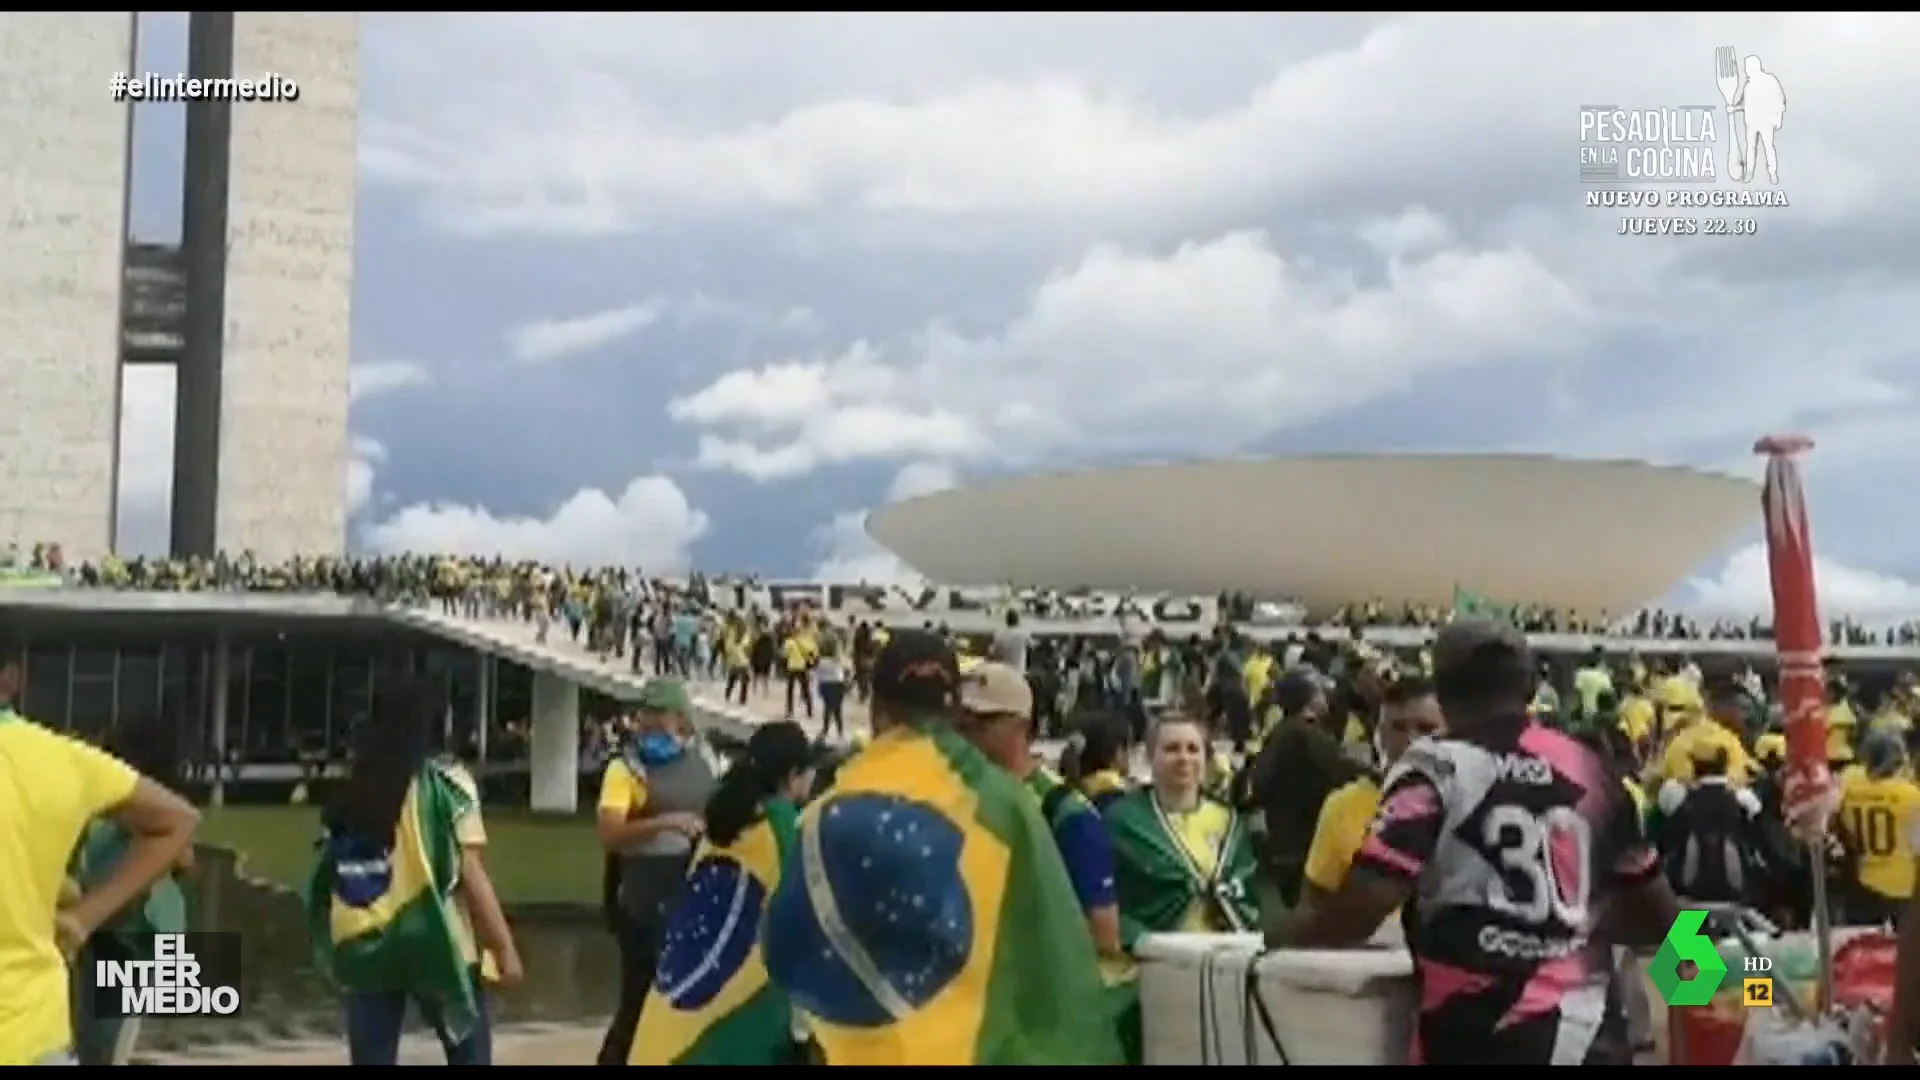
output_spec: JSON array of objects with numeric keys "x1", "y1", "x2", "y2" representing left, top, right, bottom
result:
[
  {"x1": 762, "y1": 724, "x2": 1123, "y2": 1065},
  {"x1": 1026, "y1": 767, "x2": 1144, "y2": 1066},
  {"x1": 631, "y1": 799, "x2": 802, "y2": 1065},
  {"x1": 1104, "y1": 788, "x2": 1260, "y2": 947},
  {"x1": 304, "y1": 759, "x2": 481, "y2": 1042}
]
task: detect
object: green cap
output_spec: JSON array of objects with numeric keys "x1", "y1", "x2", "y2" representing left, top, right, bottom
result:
[{"x1": 637, "y1": 677, "x2": 691, "y2": 714}]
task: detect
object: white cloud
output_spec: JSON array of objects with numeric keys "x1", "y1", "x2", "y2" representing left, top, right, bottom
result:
[
  {"x1": 364, "y1": 14, "x2": 1912, "y2": 243},
  {"x1": 349, "y1": 359, "x2": 432, "y2": 401},
  {"x1": 809, "y1": 461, "x2": 957, "y2": 581},
  {"x1": 1685, "y1": 543, "x2": 1920, "y2": 622},
  {"x1": 115, "y1": 366, "x2": 176, "y2": 556},
  {"x1": 360, "y1": 475, "x2": 710, "y2": 569},
  {"x1": 115, "y1": 365, "x2": 418, "y2": 556},
  {"x1": 341, "y1": 12, "x2": 1920, "y2": 595},
  {"x1": 345, "y1": 437, "x2": 386, "y2": 517},
  {"x1": 509, "y1": 303, "x2": 661, "y2": 364},
  {"x1": 672, "y1": 227, "x2": 1586, "y2": 480},
  {"x1": 887, "y1": 460, "x2": 959, "y2": 502}
]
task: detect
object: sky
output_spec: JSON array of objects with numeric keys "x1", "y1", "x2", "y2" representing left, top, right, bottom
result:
[{"x1": 109, "y1": 13, "x2": 1920, "y2": 621}]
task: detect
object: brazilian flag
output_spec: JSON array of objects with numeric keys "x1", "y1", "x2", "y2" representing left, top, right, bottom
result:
[
  {"x1": 631, "y1": 800, "x2": 802, "y2": 1064},
  {"x1": 763, "y1": 724, "x2": 1123, "y2": 1065},
  {"x1": 305, "y1": 759, "x2": 481, "y2": 1042}
]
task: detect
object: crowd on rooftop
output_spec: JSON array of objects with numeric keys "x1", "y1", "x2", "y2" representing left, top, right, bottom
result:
[{"x1": 9, "y1": 541, "x2": 1920, "y2": 648}]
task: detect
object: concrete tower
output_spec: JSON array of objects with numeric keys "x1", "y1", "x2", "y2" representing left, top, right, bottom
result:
[
  {"x1": 0, "y1": 12, "x2": 356, "y2": 563},
  {"x1": 173, "y1": 12, "x2": 357, "y2": 561},
  {"x1": 0, "y1": 14, "x2": 137, "y2": 560}
]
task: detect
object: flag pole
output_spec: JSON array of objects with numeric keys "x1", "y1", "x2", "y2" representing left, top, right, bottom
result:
[{"x1": 1753, "y1": 433, "x2": 1838, "y2": 1014}]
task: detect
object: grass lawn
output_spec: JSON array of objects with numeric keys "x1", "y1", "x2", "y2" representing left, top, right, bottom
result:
[{"x1": 196, "y1": 805, "x2": 607, "y2": 906}]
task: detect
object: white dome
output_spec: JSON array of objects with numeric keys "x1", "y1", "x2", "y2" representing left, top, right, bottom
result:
[{"x1": 867, "y1": 455, "x2": 1758, "y2": 615}]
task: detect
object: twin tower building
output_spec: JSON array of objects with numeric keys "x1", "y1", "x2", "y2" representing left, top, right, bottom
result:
[{"x1": 0, "y1": 13, "x2": 358, "y2": 562}]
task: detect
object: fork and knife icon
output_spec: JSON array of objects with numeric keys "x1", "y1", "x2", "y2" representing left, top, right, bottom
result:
[
  {"x1": 1714, "y1": 45, "x2": 1785, "y2": 185},
  {"x1": 1713, "y1": 45, "x2": 1749, "y2": 180}
]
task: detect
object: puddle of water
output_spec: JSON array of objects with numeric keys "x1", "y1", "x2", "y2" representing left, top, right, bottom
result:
[{"x1": 135, "y1": 849, "x2": 619, "y2": 1053}]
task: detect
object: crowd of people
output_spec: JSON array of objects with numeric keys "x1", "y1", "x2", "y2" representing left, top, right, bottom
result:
[
  {"x1": 16, "y1": 535, "x2": 1920, "y2": 1064},
  {"x1": 10, "y1": 542, "x2": 1920, "y2": 648},
  {"x1": 581, "y1": 618, "x2": 1920, "y2": 1066}
]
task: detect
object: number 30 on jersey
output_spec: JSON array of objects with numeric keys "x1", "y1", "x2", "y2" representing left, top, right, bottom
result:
[{"x1": 1483, "y1": 805, "x2": 1593, "y2": 926}]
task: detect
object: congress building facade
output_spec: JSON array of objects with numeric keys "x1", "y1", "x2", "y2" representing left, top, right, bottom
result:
[{"x1": 0, "y1": 12, "x2": 357, "y2": 563}]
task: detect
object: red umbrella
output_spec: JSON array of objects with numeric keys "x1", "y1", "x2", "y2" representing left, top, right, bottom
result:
[
  {"x1": 1755, "y1": 433, "x2": 1839, "y2": 1015},
  {"x1": 1753, "y1": 434, "x2": 1836, "y2": 836}
]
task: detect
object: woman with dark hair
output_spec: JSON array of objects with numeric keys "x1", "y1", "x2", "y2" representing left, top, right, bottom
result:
[
  {"x1": 630, "y1": 721, "x2": 817, "y2": 1065},
  {"x1": 70, "y1": 711, "x2": 195, "y2": 1066},
  {"x1": 1061, "y1": 711, "x2": 1135, "y2": 813},
  {"x1": 306, "y1": 672, "x2": 522, "y2": 1066}
]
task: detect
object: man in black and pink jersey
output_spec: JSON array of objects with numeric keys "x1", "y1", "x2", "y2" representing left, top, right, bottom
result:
[{"x1": 1273, "y1": 619, "x2": 1679, "y2": 1065}]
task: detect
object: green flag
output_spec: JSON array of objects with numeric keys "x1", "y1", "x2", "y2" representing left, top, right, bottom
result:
[
  {"x1": 763, "y1": 724, "x2": 1123, "y2": 1065},
  {"x1": 1452, "y1": 584, "x2": 1511, "y2": 620},
  {"x1": 1104, "y1": 789, "x2": 1261, "y2": 948},
  {"x1": 306, "y1": 760, "x2": 480, "y2": 1042}
]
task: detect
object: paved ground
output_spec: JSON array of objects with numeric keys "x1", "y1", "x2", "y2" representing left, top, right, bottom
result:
[{"x1": 147, "y1": 1021, "x2": 608, "y2": 1066}]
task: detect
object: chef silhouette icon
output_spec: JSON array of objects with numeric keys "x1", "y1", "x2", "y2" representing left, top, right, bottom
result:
[{"x1": 1714, "y1": 45, "x2": 1786, "y2": 184}]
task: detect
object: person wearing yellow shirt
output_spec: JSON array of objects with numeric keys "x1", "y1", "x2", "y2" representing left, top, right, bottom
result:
[
  {"x1": 1107, "y1": 716, "x2": 1260, "y2": 939},
  {"x1": 1838, "y1": 734, "x2": 1920, "y2": 926},
  {"x1": 0, "y1": 649, "x2": 200, "y2": 1066},
  {"x1": 1655, "y1": 678, "x2": 1754, "y2": 787},
  {"x1": 1754, "y1": 729, "x2": 1788, "y2": 771},
  {"x1": 1826, "y1": 677, "x2": 1860, "y2": 767},
  {"x1": 781, "y1": 627, "x2": 817, "y2": 720},
  {"x1": 1617, "y1": 690, "x2": 1656, "y2": 757},
  {"x1": 1870, "y1": 697, "x2": 1914, "y2": 741},
  {"x1": 1242, "y1": 649, "x2": 1275, "y2": 723},
  {"x1": 1572, "y1": 647, "x2": 1614, "y2": 724},
  {"x1": 721, "y1": 620, "x2": 752, "y2": 706},
  {"x1": 593, "y1": 680, "x2": 718, "y2": 1066},
  {"x1": 1300, "y1": 677, "x2": 1444, "y2": 913},
  {"x1": 1652, "y1": 676, "x2": 1701, "y2": 739}
]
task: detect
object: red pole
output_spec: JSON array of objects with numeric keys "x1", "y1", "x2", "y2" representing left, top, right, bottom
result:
[
  {"x1": 1755, "y1": 433, "x2": 1837, "y2": 1016},
  {"x1": 1753, "y1": 434, "x2": 1835, "y2": 836}
]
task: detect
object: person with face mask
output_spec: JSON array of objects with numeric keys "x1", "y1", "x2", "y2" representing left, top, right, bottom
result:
[{"x1": 593, "y1": 678, "x2": 718, "y2": 1066}]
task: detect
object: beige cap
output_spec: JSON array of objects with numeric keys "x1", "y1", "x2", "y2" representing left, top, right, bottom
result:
[{"x1": 958, "y1": 661, "x2": 1034, "y2": 719}]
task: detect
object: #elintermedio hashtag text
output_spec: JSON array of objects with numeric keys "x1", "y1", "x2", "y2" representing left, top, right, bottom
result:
[{"x1": 110, "y1": 72, "x2": 301, "y2": 104}]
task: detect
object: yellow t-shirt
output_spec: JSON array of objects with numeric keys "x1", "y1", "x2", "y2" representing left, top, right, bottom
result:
[
  {"x1": 1828, "y1": 701, "x2": 1859, "y2": 762},
  {"x1": 1754, "y1": 731, "x2": 1787, "y2": 766},
  {"x1": 782, "y1": 635, "x2": 816, "y2": 674},
  {"x1": 1841, "y1": 772, "x2": 1920, "y2": 901},
  {"x1": 436, "y1": 764, "x2": 490, "y2": 969},
  {"x1": 1242, "y1": 654, "x2": 1274, "y2": 712},
  {"x1": 1303, "y1": 776, "x2": 1381, "y2": 894},
  {"x1": 1166, "y1": 801, "x2": 1233, "y2": 932},
  {"x1": 598, "y1": 757, "x2": 649, "y2": 819},
  {"x1": 1623, "y1": 777, "x2": 1649, "y2": 822},
  {"x1": 1870, "y1": 708, "x2": 1914, "y2": 739},
  {"x1": 0, "y1": 715, "x2": 140, "y2": 1065},
  {"x1": 1341, "y1": 714, "x2": 1369, "y2": 748},
  {"x1": 1573, "y1": 666, "x2": 1614, "y2": 718},
  {"x1": 1618, "y1": 695, "x2": 1655, "y2": 749},
  {"x1": 722, "y1": 632, "x2": 750, "y2": 670},
  {"x1": 1658, "y1": 722, "x2": 1754, "y2": 785}
]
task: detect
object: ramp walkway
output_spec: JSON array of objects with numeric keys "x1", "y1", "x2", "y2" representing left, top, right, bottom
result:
[{"x1": 389, "y1": 607, "x2": 875, "y2": 741}]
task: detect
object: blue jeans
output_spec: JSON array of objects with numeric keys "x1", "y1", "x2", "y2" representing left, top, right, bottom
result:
[{"x1": 344, "y1": 966, "x2": 491, "y2": 1065}]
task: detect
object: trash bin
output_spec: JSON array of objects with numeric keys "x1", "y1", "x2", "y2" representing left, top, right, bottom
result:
[{"x1": 1669, "y1": 990, "x2": 1749, "y2": 1067}]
